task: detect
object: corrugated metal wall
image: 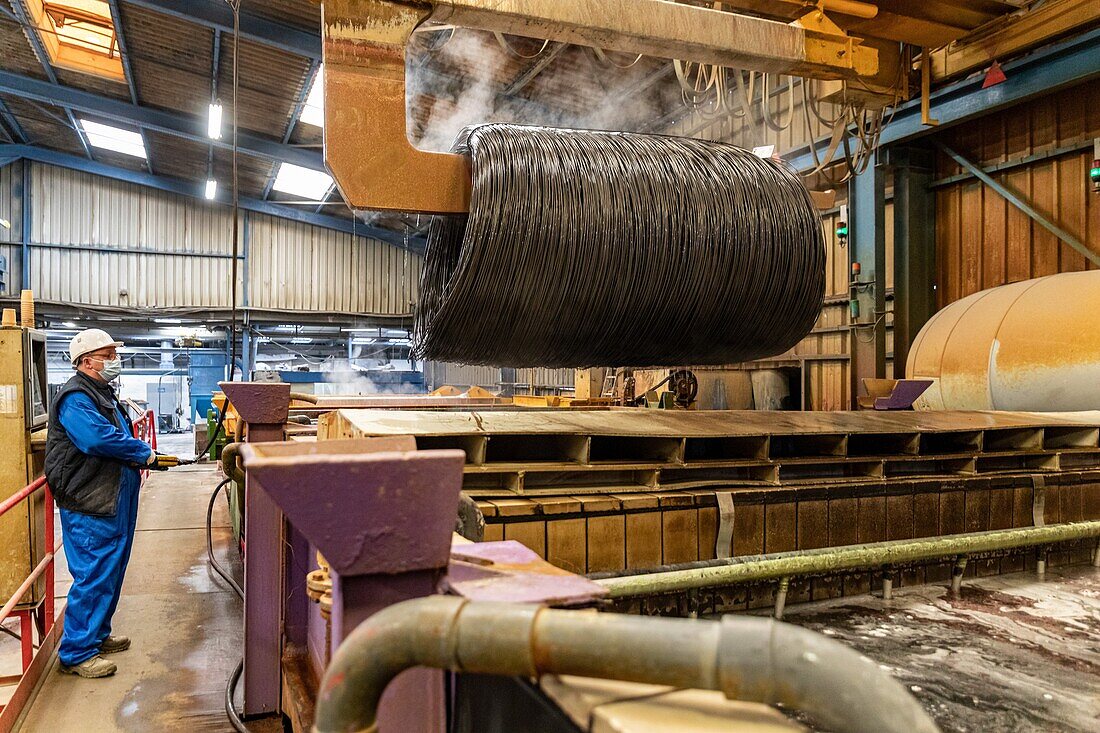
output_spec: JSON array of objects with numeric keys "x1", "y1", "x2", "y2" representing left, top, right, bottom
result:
[
  {"x1": 423, "y1": 362, "x2": 500, "y2": 391},
  {"x1": 0, "y1": 162, "x2": 18, "y2": 297},
  {"x1": 15, "y1": 163, "x2": 419, "y2": 315},
  {"x1": 422, "y1": 363, "x2": 574, "y2": 394},
  {"x1": 933, "y1": 77, "x2": 1100, "y2": 308},
  {"x1": 30, "y1": 163, "x2": 234, "y2": 308},
  {"x1": 515, "y1": 368, "x2": 574, "y2": 393},
  {"x1": 248, "y1": 213, "x2": 420, "y2": 316}
]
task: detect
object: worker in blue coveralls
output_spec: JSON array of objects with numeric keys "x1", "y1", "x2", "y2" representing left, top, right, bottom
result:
[{"x1": 44, "y1": 329, "x2": 180, "y2": 678}]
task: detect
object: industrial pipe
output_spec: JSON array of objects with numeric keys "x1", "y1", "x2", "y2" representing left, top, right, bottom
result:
[
  {"x1": 906, "y1": 271, "x2": 1100, "y2": 411},
  {"x1": 314, "y1": 597, "x2": 939, "y2": 733},
  {"x1": 592, "y1": 521, "x2": 1100, "y2": 598},
  {"x1": 219, "y1": 442, "x2": 246, "y2": 485},
  {"x1": 288, "y1": 391, "x2": 320, "y2": 404}
]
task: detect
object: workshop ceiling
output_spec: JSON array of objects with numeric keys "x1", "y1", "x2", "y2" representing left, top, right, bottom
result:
[{"x1": 0, "y1": 0, "x2": 1078, "y2": 226}]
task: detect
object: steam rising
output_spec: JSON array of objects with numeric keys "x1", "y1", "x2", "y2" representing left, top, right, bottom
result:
[{"x1": 406, "y1": 28, "x2": 679, "y2": 153}]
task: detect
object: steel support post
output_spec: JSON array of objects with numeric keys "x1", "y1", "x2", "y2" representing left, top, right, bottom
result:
[
  {"x1": 239, "y1": 438, "x2": 465, "y2": 733},
  {"x1": 888, "y1": 146, "x2": 936, "y2": 378},
  {"x1": 18, "y1": 160, "x2": 29, "y2": 291},
  {"x1": 218, "y1": 381, "x2": 291, "y2": 718},
  {"x1": 849, "y1": 154, "x2": 887, "y2": 406}
]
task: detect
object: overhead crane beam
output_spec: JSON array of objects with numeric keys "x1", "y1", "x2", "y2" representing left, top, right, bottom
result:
[{"x1": 320, "y1": 0, "x2": 880, "y2": 214}]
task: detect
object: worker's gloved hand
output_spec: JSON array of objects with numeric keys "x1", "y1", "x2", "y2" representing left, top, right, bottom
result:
[{"x1": 146, "y1": 452, "x2": 180, "y2": 471}]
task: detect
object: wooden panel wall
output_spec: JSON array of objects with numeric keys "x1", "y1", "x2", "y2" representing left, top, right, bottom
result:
[
  {"x1": 934, "y1": 77, "x2": 1100, "y2": 308},
  {"x1": 664, "y1": 77, "x2": 1098, "y2": 410}
]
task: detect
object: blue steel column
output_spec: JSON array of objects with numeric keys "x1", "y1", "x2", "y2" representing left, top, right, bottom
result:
[
  {"x1": 889, "y1": 147, "x2": 936, "y2": 378},
  {"x1": 849, "y1": 154, "x2": 887, "y2": 406},
  {"x1": 240, "y1": 211, "x2": 251, "y2": 378},
  {"x1": 19, "y1": 160, "x2": 29, "y2": 291}
]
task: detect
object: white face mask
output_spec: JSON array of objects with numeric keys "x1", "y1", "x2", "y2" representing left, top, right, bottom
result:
[{"x1": 92, "y1": 357, "x2": 122, "y2": 381}]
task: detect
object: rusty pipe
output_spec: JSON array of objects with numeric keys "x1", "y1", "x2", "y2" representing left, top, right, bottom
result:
[
  {"x1": 592, "y1": 521, "x2": 1100, "y2": 598},
  {"x1": 219, "y1": 442, "x2": 246, "y2": 485},
  {"x1": 288, "y1": 391, "x2": 320, "y2": 404},
  {"x1": 313, "y1": 597, "x2": 939, "y2": 733}
]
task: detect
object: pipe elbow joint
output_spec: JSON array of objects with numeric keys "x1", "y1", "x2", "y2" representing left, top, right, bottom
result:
[{"x1": 716, "y1": 616, "x2": 939, "y2": 733}]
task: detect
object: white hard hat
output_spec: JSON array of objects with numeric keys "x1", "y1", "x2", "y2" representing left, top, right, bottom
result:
[{"x1": 70, "y1": 328, "x2": 124, "y2": 365}]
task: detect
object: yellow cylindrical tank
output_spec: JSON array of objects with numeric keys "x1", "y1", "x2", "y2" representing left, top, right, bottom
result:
[{"x1": 906, "y1": 271, "x2": 1100, "y2": 411}]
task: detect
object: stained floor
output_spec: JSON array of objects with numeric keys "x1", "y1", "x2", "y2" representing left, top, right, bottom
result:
[
  {"x1": 12, "y1": 432, "x2": 1100, "y2": 732},
  {"x1": 781, "y1": 564, "x2": 1100, "y2": 733},
  {"x1": 14, "y1": 433, "x2": 277, "y2": 732}
]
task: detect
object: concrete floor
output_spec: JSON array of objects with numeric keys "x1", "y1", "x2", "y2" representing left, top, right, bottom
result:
[
  {"x1": 11, "y1": 431, "x2": 1099, "y2": 732},
  {"x1": 15, "y1": 433, "x2": 277, "y2": 732}
]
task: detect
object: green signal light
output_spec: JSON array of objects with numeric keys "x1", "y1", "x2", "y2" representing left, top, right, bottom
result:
[
  {"x1": 836, "y1": 225, "x2": 849, "y2": 237},
  {"x1": 1090, "y1": 166, "x2": 1100, "y2": 180}
]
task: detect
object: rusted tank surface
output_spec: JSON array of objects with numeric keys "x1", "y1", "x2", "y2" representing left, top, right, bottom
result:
[{"x1": 907, "y1": 271, "x2": 1100, "y2": 411}]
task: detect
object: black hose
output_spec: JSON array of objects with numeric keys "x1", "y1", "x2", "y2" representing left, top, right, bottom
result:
[
  {"x1": 415, "y1": 124, "x2": 825, "y2": 368},
  {"x1": 206, "y1": 478, "x2": 243, "y2": 599},
  {"x1": 225, "y1": 659, "x2": 246, "y2": 733},
  {"x1": 206, "y1": 476, "x2": 247, "y2": 732}
]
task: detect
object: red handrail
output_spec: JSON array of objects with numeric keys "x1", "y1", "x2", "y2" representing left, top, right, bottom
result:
[
  {"x1": 0, "y1": 478, "x2": 54, "y2": 628},
  {"x1": 0, "y1": 476, "x2": 45, "y2": 518},
  {"x1": 0, "y1": 477, "x2": 55, "y2": 731},
  {"x1": 0, "y1": 417, "x2": 156, "y2": 728}
]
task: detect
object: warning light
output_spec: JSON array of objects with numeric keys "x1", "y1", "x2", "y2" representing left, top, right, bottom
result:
[
  {"x1": 836, "y1": 204, "x2": 849, "y2": 247},
  {"x1": 1092, "y1": 139, "x2": 1100, "y2": 194}
]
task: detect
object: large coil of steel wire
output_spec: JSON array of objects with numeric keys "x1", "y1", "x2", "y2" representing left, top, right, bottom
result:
[{"x1": 414, "y1": 124, "x2": 825, "y2": 368}]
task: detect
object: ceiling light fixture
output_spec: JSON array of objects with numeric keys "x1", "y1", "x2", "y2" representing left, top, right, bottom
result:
[
  {"x1": 208, "y1": 102, "x2": 223, "y2": 140},
  {"x1": 205, "y1": 179, "x2": 218, "y2": 200}
]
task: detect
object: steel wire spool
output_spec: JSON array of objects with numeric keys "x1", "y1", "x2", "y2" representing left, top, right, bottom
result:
[{"x1": 415, "y1": 124, "x2": 825, "y2": 367}]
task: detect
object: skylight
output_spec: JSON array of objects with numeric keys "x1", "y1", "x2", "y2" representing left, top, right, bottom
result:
[
  {"x1": 299, "y1": 66, "x2": 324, "y2": 128},
  {"x1": 30, "y1": 0, "x2": 124, "y2": 81},
  {"x1": 272, "y1": 162, "x2": 333, "y2": 200},
  {"x1": 79, "y1": 119, "x2": 146, "y2": 158}
]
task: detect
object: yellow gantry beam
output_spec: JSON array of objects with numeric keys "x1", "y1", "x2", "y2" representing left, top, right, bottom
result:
[{"x1": 320, "y1": 0, "x2": 878, "y2": 214}]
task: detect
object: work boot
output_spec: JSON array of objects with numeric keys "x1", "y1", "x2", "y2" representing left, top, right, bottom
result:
[
  {"x1": 99, "y1": 635, "x2": 131, "y2": 654},
  {"x1": 60, "y1": 656, "x2": 117, "y2": 678}
]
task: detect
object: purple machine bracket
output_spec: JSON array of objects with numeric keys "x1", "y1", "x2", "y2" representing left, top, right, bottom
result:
[
  {"x1": 240, "y1": 437, "x2": 466, "y2": 733},
  {"x1": 219, "y1": 381, "x2": 291, "y2": 718}
]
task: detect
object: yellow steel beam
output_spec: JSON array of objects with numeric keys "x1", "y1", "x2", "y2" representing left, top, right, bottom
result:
[
  {"x1": 430, "y1": 1, "x2": 876, "y2": 78},
  {"x1": 321, "y1": 0, "x2": 879, "y2": 214},
  {"x1": 930, "y1": 0, "x2": 1100, "y2": 80}
]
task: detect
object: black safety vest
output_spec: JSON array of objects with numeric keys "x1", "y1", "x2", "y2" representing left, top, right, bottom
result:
[{"x1": 44, "y1": 373, "x2": 137, "y2": 517}]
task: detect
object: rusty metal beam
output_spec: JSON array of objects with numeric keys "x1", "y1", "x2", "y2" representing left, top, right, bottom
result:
[
  {"x1": 930, "y1": 0, "x2": 1100, "y2": 80},
  {"x1": 431, "y1": 1, "x2": 876, "y2": 77},
  {"x1": 322, "y1": 0, "x2": 878, "y2": 214}
]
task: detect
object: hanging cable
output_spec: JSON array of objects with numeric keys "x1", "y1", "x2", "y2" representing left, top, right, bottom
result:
[
  {"x1": 591, "y1": 47, "x2": 644, "y2": 69},
  {"x1": 206, "y1": 475, "x2": 246, "y2": 732},
  {"x1": 213, "y1": 4, "x2": 245, "y2": 730},
  {"x1": 493, "y1": 32, "x2": 550, "y2": 58},
  {"x1": 228, "y1": 0, "x2": 241, "y2": 379},
  {"x1": 759, "y1": 73, "x2": 795, "y2": 132}
]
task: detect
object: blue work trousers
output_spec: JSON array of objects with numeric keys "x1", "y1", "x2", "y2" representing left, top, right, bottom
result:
[{"x1": 58, "y1": 476, "x2": 140, "y2": 666}]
